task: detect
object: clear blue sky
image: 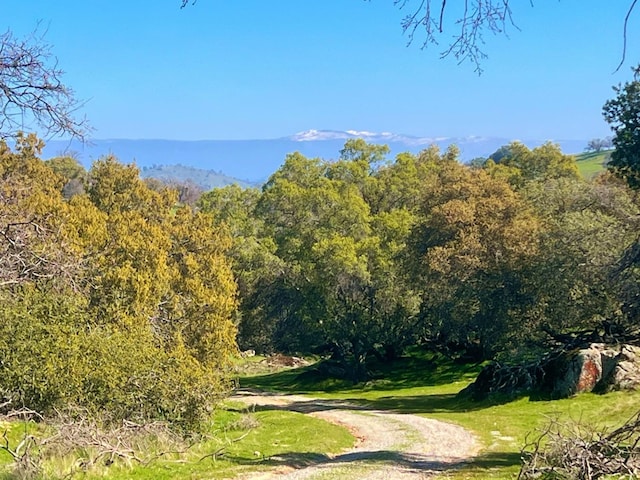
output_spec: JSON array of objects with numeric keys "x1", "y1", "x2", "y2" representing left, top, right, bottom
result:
[{"x1": 3, "y1": 1, "x2": 639, "y2": 141}]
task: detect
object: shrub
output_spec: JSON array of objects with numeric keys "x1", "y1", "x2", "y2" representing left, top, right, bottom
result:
[{"x1": 0, "y1": 287, "x2": 229, "y2": 431}]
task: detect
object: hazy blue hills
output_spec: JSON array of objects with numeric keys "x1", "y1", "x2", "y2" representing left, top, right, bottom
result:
[
  {"x1": 138, "y1": 164, "x2": 258, "y2": 190},
  {"x1": 42, "y1": 130, "x2": 589, "y2": 184}
]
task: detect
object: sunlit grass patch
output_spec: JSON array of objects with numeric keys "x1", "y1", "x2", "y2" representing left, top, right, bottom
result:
[
  {"x1": 0, "y1": 402, "x2": 353, "y2": 480},
  {"x1": 86, "y1": 408, "x2": 353, "y2": 480},
  {"x1": 241, "y1": 349, "x2": 483, "y2": 394},
  {"x1": 575, "y1": 150, "x2": 610, "y2": 179}
]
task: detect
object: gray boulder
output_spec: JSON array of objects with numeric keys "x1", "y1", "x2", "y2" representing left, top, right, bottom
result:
[
  {"x1": 604, "y1": 344, "x2": 640, "y2": 391},
  {"x1": 549, "y1": 343, "x2": 640, "y2": 397},
  {"x1": 461, "y1": 343, "x2": 640, "y2": 400},
  {"x1": 548, "y1": 345, "x2": 605, "y2": 398}
]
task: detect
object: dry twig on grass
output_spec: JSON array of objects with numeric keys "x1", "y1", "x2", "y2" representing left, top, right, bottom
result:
[
  {"x1": 519, "y1": 411, "x2": 640, "y2": 479},
  {"x1": 0, "y1": 409, "x2": 194, "y2": 479}
]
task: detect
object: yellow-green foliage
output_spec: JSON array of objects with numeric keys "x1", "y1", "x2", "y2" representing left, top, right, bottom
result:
[
  {"x1": 486, "y1": 141, "x2": 579, "y2": 188},
  {"x1": 0, "y1": 139, "x2": 238, "y2": 430}
]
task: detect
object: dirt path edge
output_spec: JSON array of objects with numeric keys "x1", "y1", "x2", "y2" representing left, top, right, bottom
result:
[{"x1": 231, "y1": 390, "x2": 481, "y2": 480}]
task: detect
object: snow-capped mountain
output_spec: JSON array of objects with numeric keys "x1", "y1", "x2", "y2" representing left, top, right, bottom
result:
[
  {"x1": 288, "y1": 129, "x2": 451, "y2": 146},
  {"x1": 42, "y1": 130, "x2": 588, "y2": 183}
]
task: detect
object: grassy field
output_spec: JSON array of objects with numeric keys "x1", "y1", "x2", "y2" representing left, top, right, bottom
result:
[
  {"x1": 574, "y1": 150, "x2": 610, "y2": 179},
  {"x1": 242, "y1": 351, "x2": 640, "y2": 479},
  {"x1": 95, "y1": 408, "x2": 353, "y2": 480}
]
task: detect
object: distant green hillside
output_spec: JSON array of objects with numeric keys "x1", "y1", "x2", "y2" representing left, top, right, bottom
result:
[
  {"x1": 574, "y1": 150, "x2": 611, "y2": 179},
  {"x1": 140, "y1": 164, "x2": 258, "y2": 191}
]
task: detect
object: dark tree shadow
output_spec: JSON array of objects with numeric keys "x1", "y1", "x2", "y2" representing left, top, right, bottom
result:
[
  {"x1": 240, "y1": 350, "x2": 484, "y2": 394},
  {"x1": 232, "y1": 389, "x2": 525, "y2": 415},
  {"x1": 223, "y1": 449, "x2": 479, "y2": 474},
  {"x1": 469, "y1": 451, "x2": 522, "y2": 469}
]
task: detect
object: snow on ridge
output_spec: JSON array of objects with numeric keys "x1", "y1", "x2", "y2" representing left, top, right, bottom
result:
[
  {"x1": 290, "y1": 129, "x2": 444, "y2": 144},
  {"x1": 291, "y1": 129, "x2": 350, "y2": 141},
  {"x1": 345, "y1": 130, "x2": 378, "y2": 137},
  {"x1": 288, "y1": 130, "x2": 498, "y2": 147}
]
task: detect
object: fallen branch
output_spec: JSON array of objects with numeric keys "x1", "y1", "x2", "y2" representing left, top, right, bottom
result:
[
  {"x1": 198, "y1": 430, "x2": 251, "y2": 462},
  {"x1": 519, "y1": 412, "x2": 640, "y2": 479}
]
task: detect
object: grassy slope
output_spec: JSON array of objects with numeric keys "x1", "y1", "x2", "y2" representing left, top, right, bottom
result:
[
  {"x1": 98, "y1": 409, "x2": 353, "y2": 480},
  {"x1": 574, "y1": 150, "x2": 610, "y2": 179},
  {"x1": 243, "y1": 352, "x2": 640, "y2": 479},
  {"x1": 0, "y1": 399, "x2": 353, "y2": 480}
]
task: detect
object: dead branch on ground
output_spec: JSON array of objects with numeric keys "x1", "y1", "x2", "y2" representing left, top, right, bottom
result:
[{"x1": 519, "y1": 412, "x2": 640, "y2": 479}]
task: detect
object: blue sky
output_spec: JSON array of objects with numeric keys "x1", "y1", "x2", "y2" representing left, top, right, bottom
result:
[{"x1": 3, "y1": 1, "x2": 639, "y2": 141}]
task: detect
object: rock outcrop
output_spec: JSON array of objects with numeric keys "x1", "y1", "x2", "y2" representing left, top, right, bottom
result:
[
  {"x1": 606, "y1": 344, "x2": 640, "y2": 391},
  {"x1": 461, "y1": 343, "x2": 640, "y2": 400}
]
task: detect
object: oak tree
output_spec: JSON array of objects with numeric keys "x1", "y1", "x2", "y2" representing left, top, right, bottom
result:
[
  {"x1": 603, "y1": 66, "x2": 640, "y2": 189},
  {"x1": 408, "y1": 152, "x2": 542, "y2": 359}
]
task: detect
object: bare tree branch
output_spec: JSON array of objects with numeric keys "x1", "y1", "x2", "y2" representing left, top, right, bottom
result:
[
  {"x1": 0, "y1": 28, "x2": 89, "y2": 140},
  {"x1": 615, "y1": 0, "x2": 639, "y2": 73},
  {"x1": 179, "y1": 2, "x2": 638, "y2": 73},
  {"x1": 520, "y1": 412, "x2": 640, "y2": 478},
  {"x1": 390, "y1": 0, "x2": 522, "y2": 73}
]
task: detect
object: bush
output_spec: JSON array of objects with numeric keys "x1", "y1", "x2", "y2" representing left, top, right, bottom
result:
[{"x1": 0, "y1": 287, "x2": 228, "y2": 431}]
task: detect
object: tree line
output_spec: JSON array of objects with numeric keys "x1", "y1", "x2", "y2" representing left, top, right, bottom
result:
[
  {"x1": 196, "y1": 66, "x2": 640, "y2": 382},
  {"x1": 198, "y1": 138, "x2": 639, "y2": 380}
]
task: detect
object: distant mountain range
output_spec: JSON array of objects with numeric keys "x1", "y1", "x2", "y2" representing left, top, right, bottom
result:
[{"x1": 42, "y1": 130, "x2": 589, "y2": 184}]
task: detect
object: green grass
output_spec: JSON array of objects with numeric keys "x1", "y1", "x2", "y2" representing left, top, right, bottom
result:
[
  {"x1": 242, "y1": 350, "x2": 640, "y2": 479},
  {"x1": 231, "y1": 353, "x2": 321, "y2": 378},
  {"x1": 0, "y1": 419, "x2": 46, "y2": 478},
  {"x1": 96, "y1": 408, "x2": 354, "y2": 480},
  {"x1": 0, "y1": 403, "x2": 354, "y2": 480},
  {"x1": 574, "y1": 150, "x2": 611, "y2": 179},
  {"x1": 241, "y1": 351, "x2": 483, "y2": 393},
  {"x1": 3, "y1": 351, "x2": 638, "y2": 479}
]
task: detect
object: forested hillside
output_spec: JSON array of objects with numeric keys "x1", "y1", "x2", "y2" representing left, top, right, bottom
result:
[
  {"x1": 4, "y1": 131, "x2": 639, "y2": 412},
  {"x1": 139, "y1": 164, "x2": 257, "y2": 191},
  {"x1": 200, "y1": 139, "x2": 640, "y2": 380},
  {"x1": 2, "y1": 3, "x2": 640, "y2": 477}
]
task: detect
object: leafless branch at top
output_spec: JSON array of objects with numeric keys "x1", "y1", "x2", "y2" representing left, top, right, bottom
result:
[
  {"x1": 0, "y1": 28, "x2": 89, "y2": 141},
  {"x1": 391, "y1": 0, "x2": 521, "y2": 73},
  {"x1": 615, "y1": 0, "x2": 639, "y2": 73}
]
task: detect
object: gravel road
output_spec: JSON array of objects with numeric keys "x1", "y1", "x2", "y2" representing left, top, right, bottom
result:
[{"x1": 231, "y1": 391, "x2": 480, "y2": 480}]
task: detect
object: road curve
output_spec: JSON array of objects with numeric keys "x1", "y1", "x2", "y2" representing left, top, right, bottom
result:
[{"x1": 231, "y1": 391, "x2": 480, "y2": 480}]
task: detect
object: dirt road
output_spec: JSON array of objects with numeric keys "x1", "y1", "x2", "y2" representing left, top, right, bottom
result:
[{"x1": 232, "y1": 391, "x2": 480, "y2": 479}]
